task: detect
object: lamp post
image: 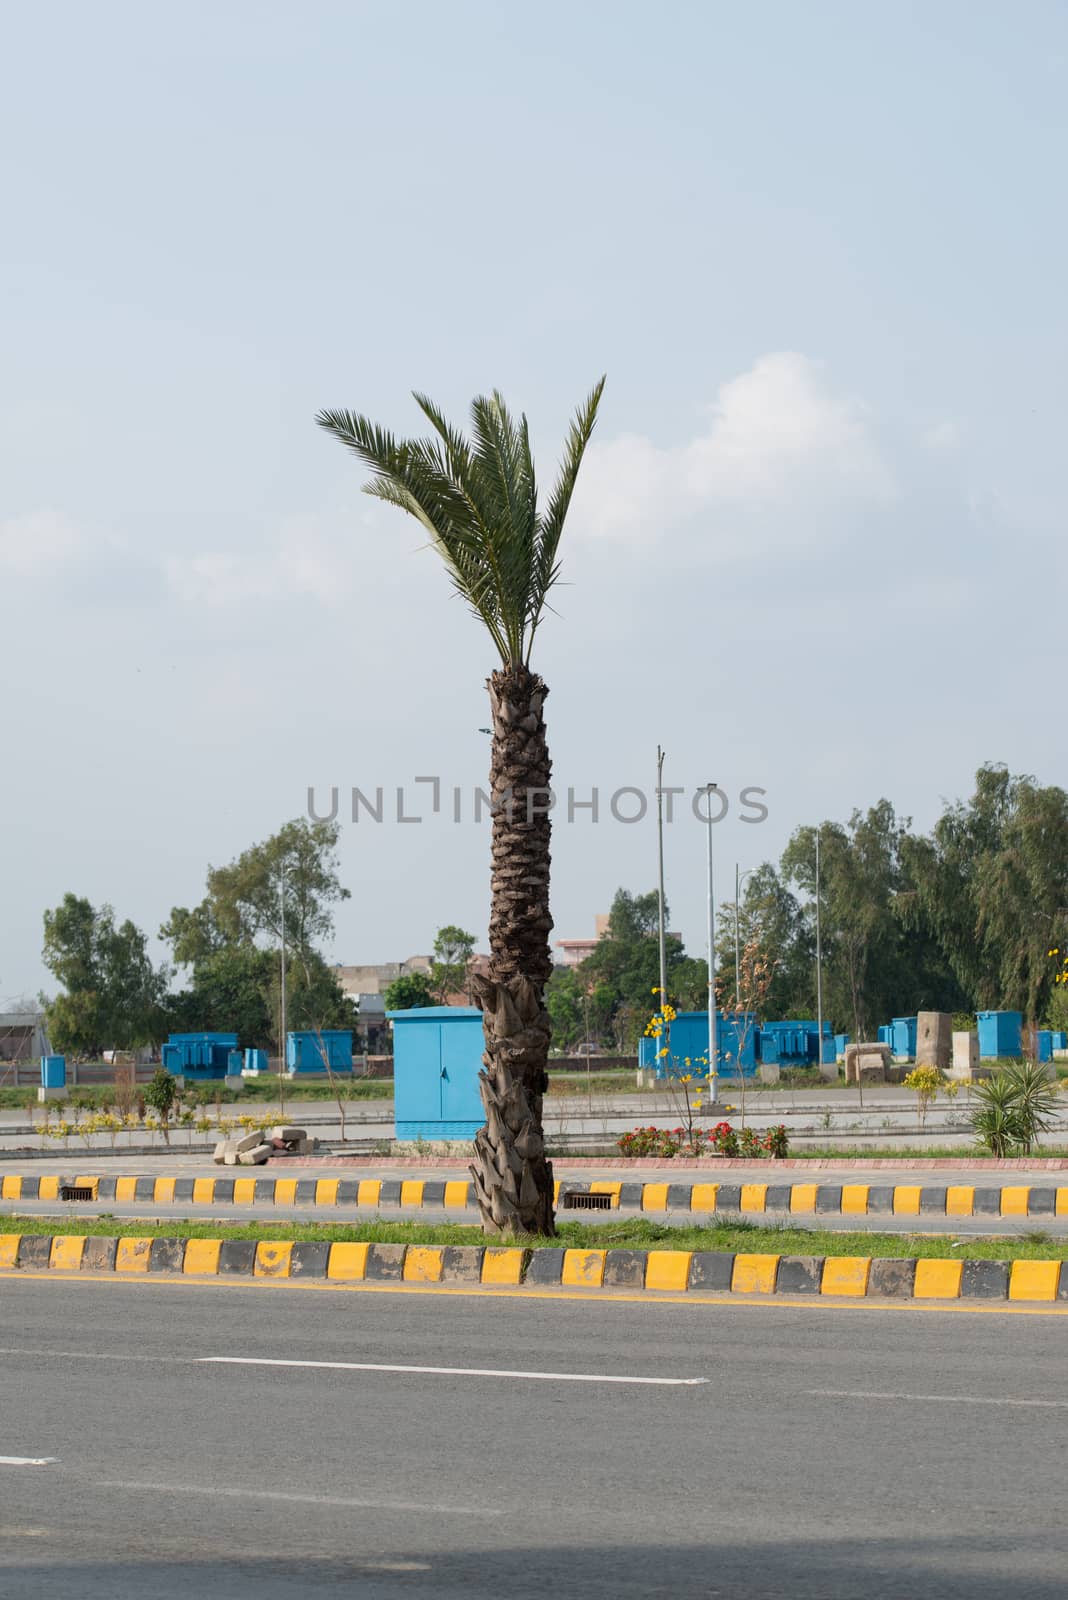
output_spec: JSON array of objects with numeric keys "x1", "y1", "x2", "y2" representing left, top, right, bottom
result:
[
  {"x1": 279, "y1": 863, "x2": 288, "y2": 1084},
  {"x1": 815, "y1": 828, "x2": 824, "y2": 1073},
  {"x1": 734, "y1": 864, "x2": 757, "y2": 1013},
  {"x1": 705, "y1": 785, "x2": 718, "y2": 1106},
  {"x1": 655, "y1": 746, "x2": 668, "y2": 1013}
]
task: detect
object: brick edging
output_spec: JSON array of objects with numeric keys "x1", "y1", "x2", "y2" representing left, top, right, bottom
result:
[{"x1": 1, "y1": 1230, "x2": 1064, "y2": 1303}]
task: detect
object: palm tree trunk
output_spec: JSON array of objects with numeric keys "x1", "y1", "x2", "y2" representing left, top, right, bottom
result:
[{"x1": 469, "y1": 663, "x2": 556, "y2": 1237}]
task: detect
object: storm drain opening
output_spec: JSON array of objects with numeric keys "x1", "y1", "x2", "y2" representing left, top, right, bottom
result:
[
  {"x1": 60, "y1": 1185, "x2": 95, "y2": 1202},
  {"x1": 561, "y1": 1191, "x2": 614, "y2": 1210}
]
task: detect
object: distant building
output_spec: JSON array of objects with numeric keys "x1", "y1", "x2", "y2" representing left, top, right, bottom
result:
[
  {"x1": 555, "y1": 914, "x2": 610, "y2": 968},
  {"x1": 333, "y1": 957, "x2": 432, "y2": 998},
  {"x1": 0, "y1": 1010, "x2": 50, "y2": 1063}
]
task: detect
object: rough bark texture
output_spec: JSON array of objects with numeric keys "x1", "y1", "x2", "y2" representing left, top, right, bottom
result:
[{"x1": 469, "y1": 664, "x2": 556, "y2": 1238}]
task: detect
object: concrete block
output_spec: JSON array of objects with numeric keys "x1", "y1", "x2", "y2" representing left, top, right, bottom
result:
[
  {"x1": 844, "y1": 1042, "x2": 891, "y2": 1084},
  {"x1": 868, "y1": 1258, "x2": 916, "y2": 1298},
  {"x1": 148, "y1": 1238, "x2": 186, "y2": 1273},
  {"x1": 223, "y1": 1073, "x2": 244, "y2": 1094},
  {"x1": 918, "y1": 1009, "x2": 955, "y2": 1066},
  {"x1": 270, "y1": 1126, "x2": 307, "y2": 1143},
  {"x1": 758, "y1": 1063, "x2": 780, "y2": 1085},
  {"x1": 83, "y1": 1236, "x2": 118, "y2": 1272},
  {"x1": 234, "y1": 1131, "x2": 263, "y2": 1154},
  {"x1": 223, "y1": 1149, "x2": 239, "y2": 1166},
  {"x1": 439, "y1": 1246, "x2": 485, "y2": 1283},
  {"x1": 364, "y1": 1243, "x2": 406, "y2": 1280},
  {"x1": 949, "y1": 1031, "x2": 980, "y2": 1081},
  {"x1": 960, "y1": 1259, "x2": 1009, "y2": 1299},
  {"x1": 37, "y1": 1086, "x2": 66, "y2": 1103},
  {"x1": 776, "y1": 1256, "x2": 822, "y2": 1294},
  {"x1": 296, "y1": 1137, "x2": 317, "y2": 1154},
  {"x1": 603, "y1": 1249, "x2": 647, "y2": 1288},
  {"x1": 237, "y1": 1143, "x2": 271, "y2": 1165},
  {"x1": 525, "y1": 1248, "x2": 565, "y2": 1285},
  {"x1": 213, "y1": 1140, "x2": 229, "y2": 1165},
  {"x1": 289, "y1": 1240, "x2": 331, "y2": 1277},
  {"x1": 688, "y1": 1252, "x2": 735, "y2": 1291}
]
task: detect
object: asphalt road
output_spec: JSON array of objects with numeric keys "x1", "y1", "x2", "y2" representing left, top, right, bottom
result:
[{"x1": 0, "y1": 1277, "x2": 1065, "y2": 1597}]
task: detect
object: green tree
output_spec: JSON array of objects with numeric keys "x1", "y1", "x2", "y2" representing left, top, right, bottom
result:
[
  {"x1": 579, "y1": 888, "x2": 690, "y2": 1023},
  {"x1": 383, "y1": 973, "x2": 436, "y2": 1011},
  {"x1": 545, "y1": 967, "x2": 615, "y2": 1053},
  {"x1": 162, "y1": 818, "x2": 349, "y2": 965},
  {"x1": 318, "y1": 378, "x2": 604, "y2": 1237},
  {"x1": 42, "y1": 894, "x2": 170, "y2": 1056},
  {"x1": 429, "y1": 925, "x2": 476, "y2": 1002},
  {"x1": 903, "y1": 765, "x2": 1068, "y2": 1021}
]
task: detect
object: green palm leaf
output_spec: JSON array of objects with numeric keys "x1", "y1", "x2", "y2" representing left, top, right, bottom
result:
[{"x1": 316, "y1": 378, "x2": 605, "y2": 667}]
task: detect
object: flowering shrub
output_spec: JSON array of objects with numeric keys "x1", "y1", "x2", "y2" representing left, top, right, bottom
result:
[{"x1": 617, "y1": 1121, "x2": 790, "y2": 1159}]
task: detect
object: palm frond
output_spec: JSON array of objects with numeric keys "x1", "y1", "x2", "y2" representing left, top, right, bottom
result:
[
  {"x1": 316, "y1": 379, "x2": 604, "y2": 667},
  {"x1": 528, "y1": 376, "x2": 606, "y2": 659}
]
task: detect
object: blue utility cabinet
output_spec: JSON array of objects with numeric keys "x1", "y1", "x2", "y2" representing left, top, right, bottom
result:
[
  {"x1": 638, "y1": 1011, "x2": 758, "y2": 1077},
  {"x1": 976, "y1": 1010, "x2": 1022, "y2": 1060},
  {"x1": 286, "y1": 1030, "x2": 353, "y2": 1074},
  {"x1": 162, "y1": 1032, "x2": 239, "y2": 1078},
  {"x1": 1052, "y1": 1032, "x2": 1068, "y2": 1052},
  {"x1": 389, "y1": 1007, "x2": 485, "y2": 1139},
  {"x1": 890, "y1": 1016, "x2": 917, "y2": 1059},
  {"x1": 1036, "y1": 1030, "x2": 1054, "y2": 1064},
  {"x1": 759, "y1": 1020, "x2": 833, "y2": 1067},
  {"x1": 834, "y1": 1033, "x2": 850, "y2": 1059},
  {"x1": 40, "y1": 1054, "x2": 66, "y2": 1088}
]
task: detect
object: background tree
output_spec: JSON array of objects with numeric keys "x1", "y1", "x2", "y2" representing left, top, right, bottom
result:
[
  {"x1": 162, "y1": 818, "x2": 353, "y2": 1049},
  {"x1": 545, "y1": 967, "x2": 615, "y2": 1053},
  {"x1": 903, "y1": 765, "x2": 1068, "y2": 1021},
  {"x1": 318, "y1": 378, "x2": 604, "y2": 1237},
  {"x1": 383, "y1": 973, "x2": 436, "y2": 1012},
  {"x1": 42, "y1": 894, "x2": 170, "y2": 1055},
  {"x1": 429, "y1": 925, "x2": 476, "y2": 1002}
]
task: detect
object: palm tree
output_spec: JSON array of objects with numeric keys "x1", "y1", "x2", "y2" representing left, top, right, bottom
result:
[{"x1": 316, "y1": 381, "x2": 605, "y2": 1236}]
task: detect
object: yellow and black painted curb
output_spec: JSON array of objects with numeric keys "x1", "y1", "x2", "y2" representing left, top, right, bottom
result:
[
  {"x1": 5, "y1": 1172, "x2": 1068, "y2": 1220},
  {"x1": 1, "y1": 1230, "x2": 1066, "y2": 1302}
]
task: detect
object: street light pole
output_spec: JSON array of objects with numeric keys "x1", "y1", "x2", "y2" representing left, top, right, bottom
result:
[
  {"x1": 655, "y1": 747, "x2": 668, "y2": 1012},
  {"x1": 279, "y1": 864, "x2": 288, "y2": 1082},
  {"x1": 815, "y1": 828, "x2": 824, "y2": 1072},
  {"x1": 705, "y1": 785, "x2": 718, "y2": 1106}
]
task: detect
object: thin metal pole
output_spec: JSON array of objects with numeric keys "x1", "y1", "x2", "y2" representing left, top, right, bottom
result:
[
  {"x1": 815, "y1": 829, "x2": 824, "y2": 1072},
  {"x1": 656, "y1": 745, "x2": 668, "y2": 1021},
  {"x1": 280, "y1": 865, "x2": 288, "y2": 1080},
  {"x1": 706, "y1": 785, "x2": 718, "y2": 1105},
  {"x1": 734, "y1": 861, "x2": 741, "y2": 1013}
]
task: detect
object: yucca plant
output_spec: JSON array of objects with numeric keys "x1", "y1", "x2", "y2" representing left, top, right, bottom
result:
[
  {"x1": 317, "y1": 381, "x2": 605, "y2": 1237},
  {"x1": 970, "y1": 1060, "x2": 1060, "y2": 1156}
]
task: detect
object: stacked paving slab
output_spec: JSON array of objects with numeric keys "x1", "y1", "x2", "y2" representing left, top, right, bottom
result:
[{"x1": 213, "y1": 1125, "x2": 317, "y2": 1167}]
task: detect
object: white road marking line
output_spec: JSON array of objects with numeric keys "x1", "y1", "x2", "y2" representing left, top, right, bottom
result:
[
  {"x1": 95, "y1": 1481, "x2": 500, "y2": 1516},
  {"x1": 199, "y1": 1355, "x2": 708, "y2": 1386},
  {"x1": 807, "y1": 1389, "x2": 1068, "y2": 1409},
  {"x1": 0, "y1": 1456, "x2": 58, "y2": 1466}
]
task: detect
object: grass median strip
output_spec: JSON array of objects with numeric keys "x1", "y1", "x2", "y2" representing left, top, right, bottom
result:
[{"x1": 1, "y1": 1213, "x2": 1067, "y2": 1261}]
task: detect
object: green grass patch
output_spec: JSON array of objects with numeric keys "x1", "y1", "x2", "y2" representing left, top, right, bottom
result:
[
  {"x1": 0, "y1": 1079, "x2": 393, "y2": 1112},
  {"x1": 2, "y1": 1212, "x2": 1066, "y2": 1261}
]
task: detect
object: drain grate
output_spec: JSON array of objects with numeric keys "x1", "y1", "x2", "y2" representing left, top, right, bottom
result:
[
  {"x1": 60, "y1": 1185, "x2": 95, "y2": 1202},
  {"x1": 561, "y1": 1191, "x2": 613, "y2": 1210}
]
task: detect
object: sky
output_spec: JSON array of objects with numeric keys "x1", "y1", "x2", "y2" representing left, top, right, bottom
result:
[{"x1": 2, "y1": 0, "x2": 1066, "y2": 1002}]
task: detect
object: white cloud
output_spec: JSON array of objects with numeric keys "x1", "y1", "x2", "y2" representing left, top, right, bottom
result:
[
  {"x1": 165, "y1": 516, "x2": 356, "y2": 611},
  {"x1": 571, "y1": 353, "x2": 894, "y2": 553},
  {"x1": 922, "y1": 419, "x2": 963, "y2": 453},
  {"x1": 0, "y1": 509, "x2": 90, "y2": 577}
]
